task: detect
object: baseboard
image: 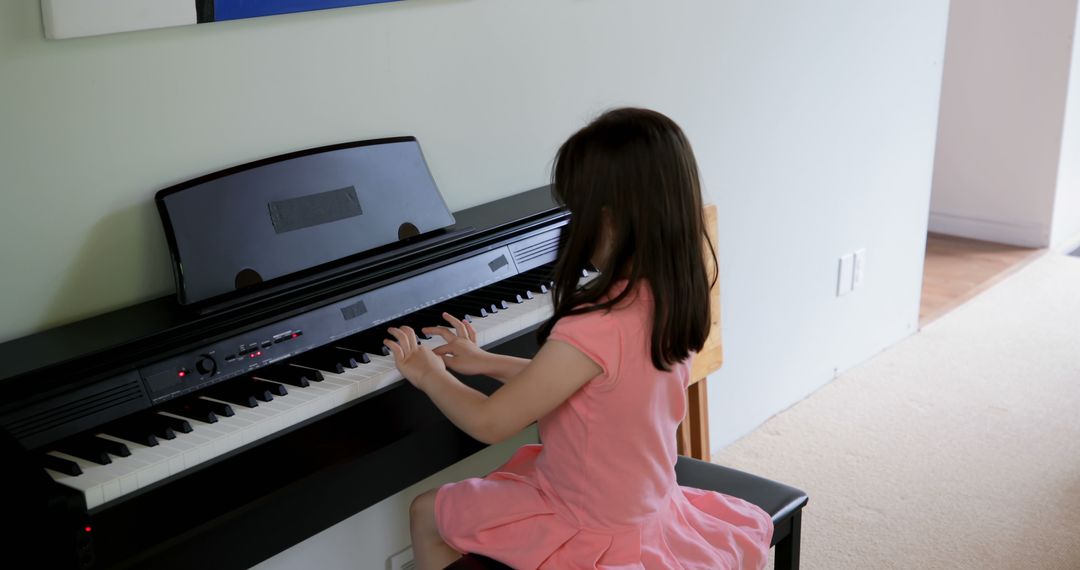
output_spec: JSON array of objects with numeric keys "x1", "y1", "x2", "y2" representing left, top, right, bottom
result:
[
  {"x1": 1051, "y1": 228, "x2": 1080, "y2": 254},
  {"x1": 928, "y1": 210, "x2": 1049, "y2": 247}
]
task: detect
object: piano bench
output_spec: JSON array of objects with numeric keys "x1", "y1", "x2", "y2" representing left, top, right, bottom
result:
[{"x1": 444, "y1": 455, "x2": 808, "y2": 569}]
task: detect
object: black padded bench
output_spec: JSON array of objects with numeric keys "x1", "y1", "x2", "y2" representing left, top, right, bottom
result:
[{"x1": 446, "y1": 456, "x2": 808, "y2": 569}]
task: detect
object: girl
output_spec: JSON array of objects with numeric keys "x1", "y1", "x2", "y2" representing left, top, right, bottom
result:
[{"x1": 385, "y1": 108, "x2": 773, "y2": 569}]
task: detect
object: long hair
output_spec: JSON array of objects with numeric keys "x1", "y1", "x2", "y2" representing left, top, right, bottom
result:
[{"x1": 538, "y1": 108, "x2": 717, "y2": 371}]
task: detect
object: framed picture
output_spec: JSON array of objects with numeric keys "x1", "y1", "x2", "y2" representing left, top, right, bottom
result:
[{"x1": 42, "y1": 0, "x2": 402, "y2": 40}]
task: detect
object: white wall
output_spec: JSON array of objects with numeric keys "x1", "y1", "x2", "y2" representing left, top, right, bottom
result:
[
  {"x1": 0, "y1": 1, "x2": 949, "y2": 567},
  {"x1": 930, "y1": 0, "x2": 1077, "y2": 247},
  {"x1": 1053, "y1": 4, "x2": 1080, "y2": 250}
]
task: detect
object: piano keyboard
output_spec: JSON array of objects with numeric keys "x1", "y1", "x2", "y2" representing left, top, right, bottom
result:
[{"x1": 42, "y1": 268, "x2": 581, "y2": 510}]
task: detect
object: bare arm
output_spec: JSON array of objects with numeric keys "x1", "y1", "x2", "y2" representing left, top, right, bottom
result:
[
  {"x1": 479, "y1": 353, "x2": 531, "y2": 384},
  {"x1": 386, "y1": 326, "x2": 600, "y2": 444}
]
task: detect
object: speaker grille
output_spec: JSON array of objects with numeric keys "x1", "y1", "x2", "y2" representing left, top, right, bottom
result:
[{"x1": 1, "y1": 372, "x2": 149, "y2": 448}]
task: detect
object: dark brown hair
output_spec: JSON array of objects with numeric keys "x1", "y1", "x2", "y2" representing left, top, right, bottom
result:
[{"x1": 538, "y1": 107, "x2": 716, "y2": 370}]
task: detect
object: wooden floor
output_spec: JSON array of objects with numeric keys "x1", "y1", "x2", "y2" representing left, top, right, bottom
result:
[{"x1": 920, "y1": 233, "x2": 1045, "y2": 327}]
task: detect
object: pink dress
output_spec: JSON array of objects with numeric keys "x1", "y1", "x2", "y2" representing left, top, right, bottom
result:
[{"x1": 435, "y1": 285, "x2": 773, "y2": 569}]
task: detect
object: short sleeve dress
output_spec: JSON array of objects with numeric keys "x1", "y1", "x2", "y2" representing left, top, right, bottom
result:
[{"x1": 434, "y1": 284, "x2": 773, "y2": 569}]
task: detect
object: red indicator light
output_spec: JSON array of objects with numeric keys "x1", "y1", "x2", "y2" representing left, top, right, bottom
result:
[
  {"x1": 84, "y1": 526, "x2": 92, "y2": 533},
  {"x1": 178, "y1": 370, "x2": 187, "y2": 378},
  {"x1": 256, "y1": 351, "x2": 263, "y2": 356},
  {"x1": 249, "y1": 354, "x2": 255, "y2": 359},
  {"x1": 292, "y1": 333, "x2": 299, "y2": 338}
]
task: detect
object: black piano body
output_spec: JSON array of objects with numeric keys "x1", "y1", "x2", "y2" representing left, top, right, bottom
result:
[{"x1": 0, "y1": 141, "x2": 570, "y2": 569}]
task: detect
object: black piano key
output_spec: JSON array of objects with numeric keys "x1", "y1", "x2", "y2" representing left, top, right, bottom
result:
[
  {"x1": 129, "y1": 413, "x2": 176, "y2": 440},
  {"x1": 407, "y1": 310, "x2": 451, "y2": 331},
  {"x1": 163, "y1": 400, "x2": 219, "y2": 424},
  {"x1": 456, "y1": 292, "x2": 502, "y2": 312},
  {"x1": 486, "y1": 284, "x2": 528, "y2": 303},
  {"x1": 397, "y1": 319, "x2": 433, "y2": 340},
  {"x1": 95, "y1": 436, "x2": 131, "y2": 458},
  {"x1": 290, "y1": 349, "x2": 349, "y2": 374},
  {"x1": 56, "y1": 439, "x2": 112, "y2": 466},
  {"x1": 332, "y1": 334, "x2": 376, "y2": 355},
  {"x1": 42, "y1": 454, "x2": 82, "y2": 476},
  {"x1": 210, "y1": 377, "x2": 277, "y2": 407},
  {"x1": 440, "y1": 300, "x2": 489, "y2": 318},
  {"x1": 256, "y1": 379, "x2": 289, "y2": 397},
  {"x1": 204, "y1": 385, "x2": 258, "y2": 409},
  {"x1": 462, "y1": 293, "x2": 503, "y2": 310},
  {"x1": 469, "y1": 288, "x2": 513, "y2": 309},
  {"x1": 152, "y1": 413, "x2": 192, "y2": 434},
  {"x1": 343, "y1": 330, "x2": 393, "y2": 355},
  {"x1": 200, "y1": 398, "x2": 237, "y2": 417},
  {"x1": 331, "y1": 347, "x2": 371, "y2": 365},
  {"x1": 385, "y1": 318, "x2": 429, "y2": 344},
  {"x1": 502, "y1": 275, "x2": 549, "y2": 294},
  {"x1": 251, "y1": 387, "x2": 274, "y2": 403},
  {"x1": 255, "y1": 364, "x2": 322, "y2": 386},
  {"x1": 103, "y1": 423, "x2": 159, "y2": 447}
]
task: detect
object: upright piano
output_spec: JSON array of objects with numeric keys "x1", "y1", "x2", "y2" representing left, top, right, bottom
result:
[{"x1": 0, "y1": 137, "x2": 574, "y2": 569}]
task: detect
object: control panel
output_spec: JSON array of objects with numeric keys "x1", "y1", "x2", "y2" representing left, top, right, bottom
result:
[{"x1": 137, "y1": 245, "x2": 528, "y2": 402}]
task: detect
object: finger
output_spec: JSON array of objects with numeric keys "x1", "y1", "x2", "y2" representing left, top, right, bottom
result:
[
  {"x1": 388, "y1": 328, "x2": 412, "y2": 355},
  {"x1": 400, "y1": 326, "x2": 419, "y2": 352},
  {"x1": 432, "y1": 344, "x2": 453, "y2": 356},
  {"x1": 424, "y1": 326, "x2": 456, "y2": 343},
  {"x1": 464, "y1": 319, "x2": 478, "y2": 343},
  {"x1": 384, "y1": 339, "x2": 404, "y2": 362},
  {"x1": 443, "y1": 312, "x2": 468, "y2": 338}
]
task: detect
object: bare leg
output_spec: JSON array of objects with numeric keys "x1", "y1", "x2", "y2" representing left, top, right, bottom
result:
[{"x1": 411, "y1": 489, "x2": 461, "y2": 570}]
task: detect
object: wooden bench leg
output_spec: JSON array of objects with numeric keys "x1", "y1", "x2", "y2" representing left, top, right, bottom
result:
[
  {"x1": 774, "y1": 509, "x2": 802, "y2": 570},
  {"x1": 687, "y1": 379, "x2": 710, "y2": 461}
]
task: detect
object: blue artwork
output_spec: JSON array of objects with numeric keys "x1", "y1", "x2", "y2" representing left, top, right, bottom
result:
[
  {"x1": 209, "y1": 0, "x2": 401, "y2": 22},
  {"x1": 41, "y1": 0, "x2": 404, "y2": 40}
]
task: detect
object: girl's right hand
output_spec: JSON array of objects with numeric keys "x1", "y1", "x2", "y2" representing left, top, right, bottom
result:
[{"x1": 423, "y1": 313, "x2": 493, "y2": 376}]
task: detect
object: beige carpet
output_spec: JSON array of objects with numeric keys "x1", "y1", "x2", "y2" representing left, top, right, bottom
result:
[{"x1": 714, "y1": 252, "x2": 1080, "y2": 569}]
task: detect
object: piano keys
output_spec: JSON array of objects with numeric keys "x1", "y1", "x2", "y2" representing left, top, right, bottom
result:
[{"x1": 42, "y1": 265, "x2": 563, "y2": 511}]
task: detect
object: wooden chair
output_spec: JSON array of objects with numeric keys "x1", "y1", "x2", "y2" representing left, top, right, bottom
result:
[{"x1": 677, "y1": 203, "x2": 722, "y2": 461}]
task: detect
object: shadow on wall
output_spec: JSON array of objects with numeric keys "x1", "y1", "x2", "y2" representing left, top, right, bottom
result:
[{"x1": 41, "y1": 201, "x2": 174, "y2": 330}]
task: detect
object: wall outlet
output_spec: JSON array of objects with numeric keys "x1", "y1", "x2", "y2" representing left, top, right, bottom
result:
[
  {"x1": 837, "y1": 253, "x2": 854, "y2": 296},
  {"x1": 853, "y1": 248, "x2": 866, "y2": 289},
  {"x1": 389, "y1": 546, "x2": 415, "y2": 570}
]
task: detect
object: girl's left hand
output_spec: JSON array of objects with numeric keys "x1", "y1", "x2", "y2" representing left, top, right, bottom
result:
[{"x1": 385, "y1": 326, "x2": 446, "y2": 392}]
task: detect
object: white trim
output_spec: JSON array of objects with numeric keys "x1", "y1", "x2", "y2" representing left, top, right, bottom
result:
[
  {"x1": 928, "y1": 210, "x2": 1050, "y2": 247},
  {"x1": 41, "y1": 0, "x2": 197, "y2": 40},
  {"x1": 1052, "y1": 228, "x2": 1080, "y2": 254}
]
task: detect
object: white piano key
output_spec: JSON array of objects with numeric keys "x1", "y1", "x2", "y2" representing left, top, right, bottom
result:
[{"x1": 102, "y1": 478, "x2": 122, "y2": 503}]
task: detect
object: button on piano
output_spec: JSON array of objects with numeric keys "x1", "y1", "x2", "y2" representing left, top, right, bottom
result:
[{"x1": 0, "y1": 137, "x2": 579, "y2": 569}]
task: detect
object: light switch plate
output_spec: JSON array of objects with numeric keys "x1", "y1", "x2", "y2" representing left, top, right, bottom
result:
[
  {"x1": 853, "y1": 248, "x2": 866, "y2": 289},
  {"x1": 838, "y1": 253, "x2": 854, "y2": 296}
]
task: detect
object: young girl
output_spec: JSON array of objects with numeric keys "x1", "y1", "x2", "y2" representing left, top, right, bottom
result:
[{"x1": 385, "y1": 108, "x2": 773, "y2": 569}]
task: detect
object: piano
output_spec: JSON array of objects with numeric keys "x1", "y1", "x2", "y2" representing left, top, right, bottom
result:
[{"x1": 0, "y1": 137, "x2": 578, "y2": 569}]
